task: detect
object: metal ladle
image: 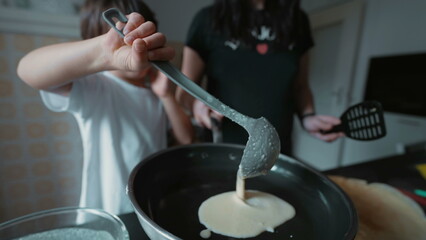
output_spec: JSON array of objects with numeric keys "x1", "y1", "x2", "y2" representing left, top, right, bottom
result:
[{"x1": 102, "y1": 8, "x2": 280, "y2": 179}]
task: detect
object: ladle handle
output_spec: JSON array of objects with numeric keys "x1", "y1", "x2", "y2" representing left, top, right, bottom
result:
[
  {"x1": 102, "y1": 8, "x2": 248, "y2": 125},
  {"x1": 102, "y1": 8, "x2": 127, "y2": 37},
  {"x1": 150, "y1": 61, "x2": 239, "y2": 120}
]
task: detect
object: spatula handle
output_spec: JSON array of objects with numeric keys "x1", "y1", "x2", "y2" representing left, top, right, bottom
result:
[{"x1": 321, "y1": 124, "x2": 344, "y2": 134}]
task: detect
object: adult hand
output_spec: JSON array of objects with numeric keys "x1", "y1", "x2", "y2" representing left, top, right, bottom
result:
[
  {"x1": 150, "y1": 70, "x2": 176, "y2": 99},
  {"x1": 102, "y1": 12, "x2": 175, "y2": 72},
  {"x1": 302, "y1": 115, "x2": 344, "y2": 142},
  {"x1": 192, "y1": 99, "x2": 223, "y2": 129}
]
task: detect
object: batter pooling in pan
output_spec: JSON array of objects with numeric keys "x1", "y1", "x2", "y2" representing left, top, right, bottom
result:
[{"x1": 198, "y1": 170, "x2": 296, "y2": 238}]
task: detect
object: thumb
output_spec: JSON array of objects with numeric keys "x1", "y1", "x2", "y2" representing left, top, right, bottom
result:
[{"x1": 131, "y1": 39, "x2": 148, "y2": 70}]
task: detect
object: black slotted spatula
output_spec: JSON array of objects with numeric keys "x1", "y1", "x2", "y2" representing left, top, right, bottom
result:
[{"x1": 322, "y1": 101, "x2": 386, "y2": 141}]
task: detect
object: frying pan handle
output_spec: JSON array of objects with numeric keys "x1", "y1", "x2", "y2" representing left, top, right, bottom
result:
[{"x1": 321, "y1": 124, "x2": 344, "y2": 134}]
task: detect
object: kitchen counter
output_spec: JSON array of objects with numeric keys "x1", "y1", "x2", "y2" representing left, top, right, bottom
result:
[
  {"x1": 119, "y1": 151, "x2": 426, "y2": 239},
  {"x1": 325, "y1": 151, "x2": 426, "y2": 213}
]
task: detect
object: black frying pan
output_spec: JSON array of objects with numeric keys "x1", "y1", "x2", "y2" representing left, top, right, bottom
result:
[{"x1": 128, "y1": 144, "x2": 358, "y2": 240}]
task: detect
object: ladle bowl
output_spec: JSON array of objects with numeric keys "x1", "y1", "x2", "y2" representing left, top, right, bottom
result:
[
  {"x1": 150, "y1": 61, "x2": 281, "y2": 179},
  {"x1": 238, "y1": 116, "x2": 280, "y2": 178}
]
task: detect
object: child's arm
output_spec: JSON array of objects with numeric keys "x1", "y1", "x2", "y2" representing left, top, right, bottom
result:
[
  {"x1": 18, "y1": 36, "x2": 106, "y2": 93},
  {"x1": 17, "y1": 13, "x2": 174, "y2": 94},
  {"x1": 150, "y1": 70, "x2": 194, "y2": 145}
]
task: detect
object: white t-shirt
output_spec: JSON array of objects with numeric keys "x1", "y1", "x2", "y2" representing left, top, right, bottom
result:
[{"x1": 41, "y1": 71, "x2": 168, "y2": 215}]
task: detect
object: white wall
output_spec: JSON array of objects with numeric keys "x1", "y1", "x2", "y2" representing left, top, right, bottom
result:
[
  {"x1": 304, "y1": 0, "x2": 426, "y2": 165},
  {"x1": 340, "y1": 0, "x2": 426, "y2": 165},
  {"x1": 143, "y1": 0, "x2": 213, "y2": 42}
]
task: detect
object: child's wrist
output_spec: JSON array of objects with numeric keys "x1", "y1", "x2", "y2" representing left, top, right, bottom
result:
[{"x1": 95, "y1": 35, "x2": 115, "y2": 70}]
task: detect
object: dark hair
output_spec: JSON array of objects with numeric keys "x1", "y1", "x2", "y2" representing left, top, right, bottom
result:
[
  {"x1": 212, "y1": 0, "x2": 300, "y2": 48},
  {"x1": 80, "y1": 0, "x2": 157, "y2": 39}
]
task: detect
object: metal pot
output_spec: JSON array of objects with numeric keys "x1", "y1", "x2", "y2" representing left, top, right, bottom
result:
[{"x1": 128, "y1": 143, "x2": 358, "y2": 240}]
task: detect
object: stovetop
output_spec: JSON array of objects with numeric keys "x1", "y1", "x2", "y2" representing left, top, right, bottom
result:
[{"x1": 119, "y1": 151, "x2": 426, "y2": 239}]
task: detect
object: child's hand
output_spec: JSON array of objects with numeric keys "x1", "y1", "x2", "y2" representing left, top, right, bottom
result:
[
  {"x1": 149, "y1": 69, "x2": 175, "y2": 100},
  {"x1": 102, "y1": 13, "x2": 175, "y2": 72}
]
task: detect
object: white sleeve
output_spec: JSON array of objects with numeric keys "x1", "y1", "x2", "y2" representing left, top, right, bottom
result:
[
  {"x1": 40, "y1": 89, "x2": 70, "y2": 112},
  {"x1": 39, "y1": 74, "x2": 100, "y2": 115}
]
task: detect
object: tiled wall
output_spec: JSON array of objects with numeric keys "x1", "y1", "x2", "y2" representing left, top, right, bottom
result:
[{"x1": 0, "y1": 33, "x2": 83, "y2": 222}]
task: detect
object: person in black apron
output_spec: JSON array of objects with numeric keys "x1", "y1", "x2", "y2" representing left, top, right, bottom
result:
[{"x1": 177, "y1": 0, "x2": 343, "y2": 156}]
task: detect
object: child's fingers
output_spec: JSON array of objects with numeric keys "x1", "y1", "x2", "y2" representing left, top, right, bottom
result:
[
  {"x1": 123, "y1": 13, "x2": 145, "y2": 35},
  {"x1": 124, "y1": 21, "x2": 156, "y2": 45},
  {"x1": 148, "y1": 47, "x2": 175, "y2": 61},
  {"x1": 143, "y1": 32, "x2": 166, "y2": 50}
]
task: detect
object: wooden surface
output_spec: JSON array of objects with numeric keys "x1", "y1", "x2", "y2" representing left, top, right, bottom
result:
[{"x1": 330, "y1": 175, "x2": 426, "y2": 240}]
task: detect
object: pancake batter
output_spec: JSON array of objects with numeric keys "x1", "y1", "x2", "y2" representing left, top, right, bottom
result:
[{"x1": 198, "y1": 172, "x2": 296, "y2": 238}]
